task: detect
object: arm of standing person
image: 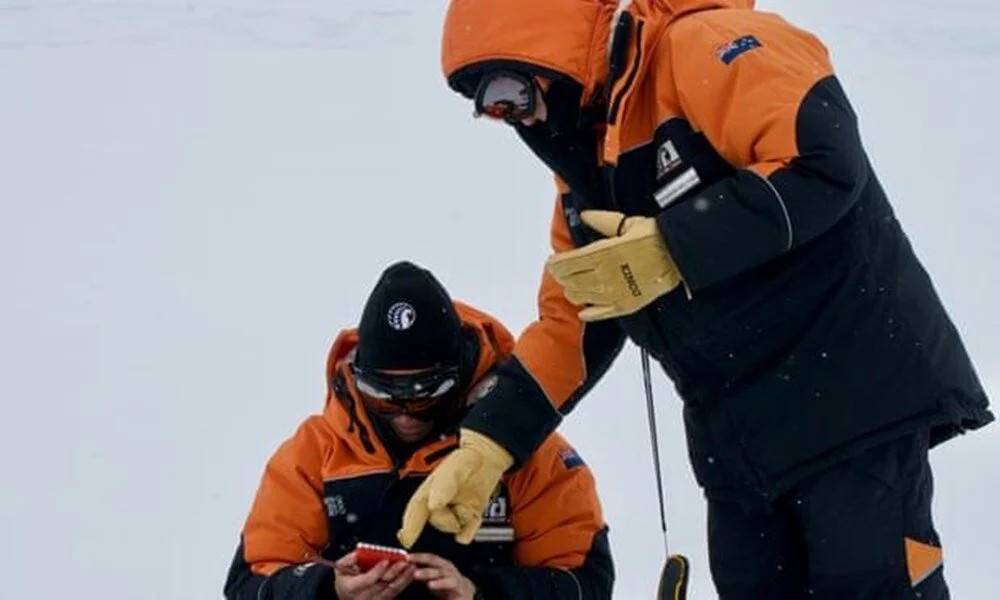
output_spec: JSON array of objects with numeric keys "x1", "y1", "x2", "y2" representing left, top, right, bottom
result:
[{"x1": 399, "y1": 190, "x2": 625, "y2": 548}]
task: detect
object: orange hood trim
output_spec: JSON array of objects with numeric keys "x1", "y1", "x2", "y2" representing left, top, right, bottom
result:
[
  {"x1": 442, "y1": 0, "x2": 755, "y2": 103},
  {"x1": 442, "y1": 0, "x2": 619, "y2": 102}
]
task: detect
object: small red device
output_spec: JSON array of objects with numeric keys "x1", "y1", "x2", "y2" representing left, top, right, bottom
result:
[{"x1": 355, "y1": 542, "x2": 409, "y2": 572}]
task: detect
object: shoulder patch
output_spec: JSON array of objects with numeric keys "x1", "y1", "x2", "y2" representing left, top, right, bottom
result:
[
  {"x1": 560, "y1": 446, "x2": 586, "y2": 469},
  {"x1": 716, "y1": 35, "x2": 762, "y2": 65}
]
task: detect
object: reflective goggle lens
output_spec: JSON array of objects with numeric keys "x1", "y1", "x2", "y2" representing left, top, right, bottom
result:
[
  {"x1": 351, "y1": 364, "x2": 460, "y2": 418},
  {"x1": 474, "y1": 70, "x2": 536, "y2": 123}
]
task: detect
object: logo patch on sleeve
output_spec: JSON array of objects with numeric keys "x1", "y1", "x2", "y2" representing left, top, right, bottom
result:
[
  {"x1": 560, "y1": 447, "x2": 586, "y2": 469},
  {"x1": 716, "y1": 35, "x2": 762, "y2": 65}
]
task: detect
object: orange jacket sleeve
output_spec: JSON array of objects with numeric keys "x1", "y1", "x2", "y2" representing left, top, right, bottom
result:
[
  {"x1": 224, "y1": 417, "x2": 333, "y2": 599},
  {"x1": 462, "y1": 184, "x2": 626, "y2": 463},
  {"x1": 656, "y1": 11, "x2": 869, "y2": 290}
]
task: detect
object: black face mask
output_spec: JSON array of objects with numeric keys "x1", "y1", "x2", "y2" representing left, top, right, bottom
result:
[
  {"x1": 451, "y1": 65, "x2": 609, "y2": 207},
  {"x1": 540, "y1": 79, "x2": 585, "y2": 135},
  {"x1": 513, "y1": 78, "x2": 609, "y2": 208},
  {"x1": 515, "y1": 124, "x2": 607, "y2": 210}
]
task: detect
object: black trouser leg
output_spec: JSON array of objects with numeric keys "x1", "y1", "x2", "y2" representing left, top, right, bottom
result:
[
  {"x1": 708, "y1": 432, "x2": 949, "y2": 600},
  {"x1": 707, "y1": 497, "x2": 809, "y2": 599}
]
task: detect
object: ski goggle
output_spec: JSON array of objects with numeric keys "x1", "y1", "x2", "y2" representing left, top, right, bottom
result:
[
  {"x1": 473, "y1": 70, "x2": 537, "y2": 123},
  {"x1": 350, "y1": 363, "x2": 461, "y2": 419}
]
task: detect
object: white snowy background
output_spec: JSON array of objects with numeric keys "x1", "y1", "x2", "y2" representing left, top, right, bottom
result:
[{"x1": 2, "y1": 1, "x2": 998, "y2": 598}]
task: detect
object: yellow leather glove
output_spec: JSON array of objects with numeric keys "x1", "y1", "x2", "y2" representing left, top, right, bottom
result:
[
  {"x1": 398, "y1": 428, "x2": 513, "y2": 548},
  {"x1": 546, "y1": 210, "x2": 683, "y2": 322}
]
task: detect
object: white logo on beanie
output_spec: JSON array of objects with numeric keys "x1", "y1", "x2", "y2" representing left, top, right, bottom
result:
[{"x1": 387, "y1": 302, "x2": 416, "y2": 331}]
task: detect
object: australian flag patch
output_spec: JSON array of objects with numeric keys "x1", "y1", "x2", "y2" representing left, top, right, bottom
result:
[
  {"x1": 560, "y1": 447, "x2": 586, "y2": 469},
  {"x1": 716, "y1": 35, "x2": 762, "y2": 65}
]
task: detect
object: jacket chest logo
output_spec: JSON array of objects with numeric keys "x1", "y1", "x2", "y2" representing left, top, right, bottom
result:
[
  {"x1": 655, "y1": 139, "x2": 683, "y2": 181},
  {"x1": 483, "y1": 493, "x2": 509, "y2": 524},
  {"x1": 654, "y1": 138, "x2": 702, "y2": 208},
  {"x1": 474, "y1": 485, "x2": 514, "y2": 543},
  {"x1": 324, "y1": 494, "x2": 348, "y2": 518}
]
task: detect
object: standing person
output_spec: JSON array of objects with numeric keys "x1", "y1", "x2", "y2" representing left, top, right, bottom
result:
[
  {"x1": 225, "y1": 262, "x2": 614, "y2": 599},
  {"x1": 398, "y1": 1, "x2": 994, "y2": 598}
]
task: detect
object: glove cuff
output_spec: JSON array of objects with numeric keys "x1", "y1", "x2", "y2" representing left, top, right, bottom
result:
[
  {"x1": 460, "y1": 428, "x2": 514, "y2": 471},
  {"x1": 461, "y1": 357, "x2": 563, "y2": 465}
]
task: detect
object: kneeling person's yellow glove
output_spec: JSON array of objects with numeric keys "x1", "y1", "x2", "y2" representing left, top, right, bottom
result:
[
  {"x1": 398, "y1": 428, "x2": 513, "y2": 548},
  {"x1": 546, "y1": 210, "x2": 683, "y2": 322}
]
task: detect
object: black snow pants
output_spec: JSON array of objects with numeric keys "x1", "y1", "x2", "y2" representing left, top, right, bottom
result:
[{"x1": 707, "y1": 431, "x2": 948, "y2": 599}]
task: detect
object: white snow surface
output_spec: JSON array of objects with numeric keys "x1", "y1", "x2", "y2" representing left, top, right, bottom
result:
[{"x1": 1, "y1": 1, "x2": 998, "y2": 598}]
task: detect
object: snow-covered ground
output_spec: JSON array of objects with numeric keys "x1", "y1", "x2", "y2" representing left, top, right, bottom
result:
[{"x1": 1, "y1": 1, "x2": 997, "y2": 598}]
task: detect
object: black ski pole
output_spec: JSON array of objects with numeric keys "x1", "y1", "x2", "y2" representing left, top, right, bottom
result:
[{"x1": 641, "y1": 348, "x2": 690, "y2": 600}]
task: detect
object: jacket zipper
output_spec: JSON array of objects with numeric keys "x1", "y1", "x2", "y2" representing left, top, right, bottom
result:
[{"x1": 608, "y1": 19, "x2": 644, "y2": 125}]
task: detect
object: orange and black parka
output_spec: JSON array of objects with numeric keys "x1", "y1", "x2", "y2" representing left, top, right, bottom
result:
[
  {"x1": 223, "y1": 302, "x2": 614, "y2": 600},
  {"x1": 442, "y1": 0, "x2": 991, "y2": 503}
]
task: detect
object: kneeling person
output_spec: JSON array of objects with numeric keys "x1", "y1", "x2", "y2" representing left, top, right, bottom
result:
[{"x1": 224, "y1": 261, "x2": 614, "y2": 599}]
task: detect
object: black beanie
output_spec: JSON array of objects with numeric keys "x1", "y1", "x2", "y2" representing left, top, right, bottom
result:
[{"x1": 355, "y1": 261, "x2": 465, "y2": 372}]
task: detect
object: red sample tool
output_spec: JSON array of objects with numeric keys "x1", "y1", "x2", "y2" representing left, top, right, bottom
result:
[{"x1": 355, "y1": 542, "x2": 409, "y2": 572}]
